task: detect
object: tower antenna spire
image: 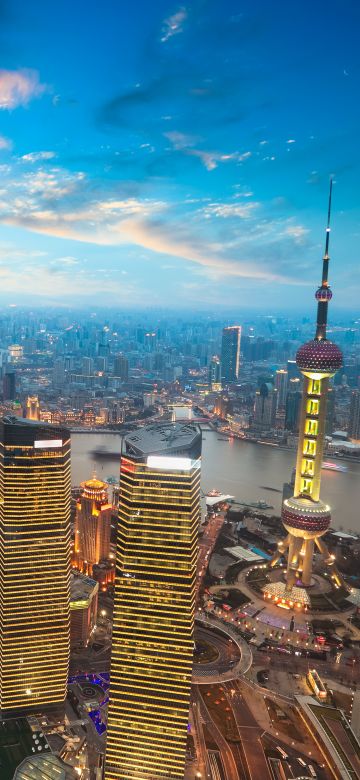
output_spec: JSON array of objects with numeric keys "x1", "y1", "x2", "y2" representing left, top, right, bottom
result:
[{"x1": 315, "y1": 178, "x2": 334, "y2": 340}]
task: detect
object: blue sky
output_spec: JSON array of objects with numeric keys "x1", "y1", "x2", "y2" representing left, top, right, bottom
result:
[{"x1": 0, "y1": 0, "x2": 359, "y2": 310}]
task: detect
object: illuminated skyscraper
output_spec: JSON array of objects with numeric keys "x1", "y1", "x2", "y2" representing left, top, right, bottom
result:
[
  {"x1": 221, "y1": 325, "x2": 241, "y2": 383},
  {"x1": 73, "y1": 477, "x2": 113, "y2": 576},
  {"x1": 105, "y1": 422, "x2": 201, "y2": 780},
  {"x1": 0, "y1": 417, "x2": 71, "y2": 714},
  {"x1": 275, "y1": 369, "x2": 288, "y2": 410},
  {"x1": 265, "y1": 182, "x2": 345, "y2": 608},
  {"x1": 24, "y1": 395, "x2": 40, "y2": 421},
  {"x1": 208, "y1": 355, "x2": 222, "y2": 391}
]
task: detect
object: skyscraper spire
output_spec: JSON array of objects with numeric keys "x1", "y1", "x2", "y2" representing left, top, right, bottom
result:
[{"x1": 315, "y1": 178, "x2": 334, "y2": 341}]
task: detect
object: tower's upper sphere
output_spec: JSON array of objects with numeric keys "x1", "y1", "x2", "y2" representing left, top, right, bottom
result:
[
  {"x1": 315, "y1": 285, "x2": 333, "y2": 302},
  {"x1": 296, "y1": 339, "x2": 342, "y2": 374}
]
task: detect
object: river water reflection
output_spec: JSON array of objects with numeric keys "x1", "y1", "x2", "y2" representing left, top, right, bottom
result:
[{"x1": 71, "y1": 424, "x2": 359, "y2": 533}]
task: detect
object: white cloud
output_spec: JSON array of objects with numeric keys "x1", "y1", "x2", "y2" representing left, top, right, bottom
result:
[
  {"x1": 161, "y1": 7, "x2": 187, "y2": 43},
  {"x1": 164, "y1": 131, "x2": 251, "y2": 170},
  {"x1": 0, "y1": 136, "x2": 12, "y2": 150},
  {"x1": 21, "y1": 151, "x2": 56, "y2": 163},
  {"x1": 202, "y1": 202, "x2": 259, "y2": 219},
  {"x1": 0, "y1": 69, "x2": 45, "y2": 109}
]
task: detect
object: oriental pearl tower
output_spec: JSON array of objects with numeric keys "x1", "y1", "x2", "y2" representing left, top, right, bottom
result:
[{"x1": 264, "y1": 181, "x2": 347, "y2": 609}]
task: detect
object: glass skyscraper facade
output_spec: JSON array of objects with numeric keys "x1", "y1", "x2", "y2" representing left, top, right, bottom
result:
[
  {"x1": 221, "y1": 325, "x2": 241, "y2": 383},
  {"x1": 0, "y1": 417, "x2": 71, "y2": 714},
  {"x1": 105, "y1": 422, "x2": 202, "y2": 780}
]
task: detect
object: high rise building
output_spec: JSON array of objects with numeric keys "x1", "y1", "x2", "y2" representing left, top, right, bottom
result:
[
  {"x1": 265, "y1": 181, "x2": 346, "y2": 608},
  {"x1": 0, "y1": 417, "x2": 71, "y2": 714},
  {"x1": 349, "y1": 389, "x2": 360, "y2": 440},
  {"x1": 208, "y1": 355, "x2": 222, "y2": 391},
  {"x1": 285, "y1": 378, "x2": 302, "y2": 432},
  {"x1": 73, "y1": 477, "x2": 113, "y2": 576},
  {"x1": 105, "y1": 422, "x2": 202, "y2": 780},
  {"x1": 221, "y1": 326, "x2": 241, "y2": 383},
  {"x1": 24, "y1": 395, "x2": 40, "y2": 421},
  {"x1": 113, "y1": 354, "x2": 129, "y2": 381},
  {"x1": 3, "y1": 371, "x2": 16, "y2": 401},
  {"x1": 275, "y1": 369, "x2": 288, "y2": 410},
  {"x1": 82, "y1": 356, "x2": 93, "y2": 376},
  {"x1": 253, "y1": 382, "x2": 277, "y2": 430}
]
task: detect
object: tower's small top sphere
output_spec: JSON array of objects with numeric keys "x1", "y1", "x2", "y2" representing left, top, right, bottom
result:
[
  {"x1": 296, "y1": 339, "x2": 342, "y2": 374},
  {"x1": 315, "y1": 285, "x2": 333, "y2": 302}
]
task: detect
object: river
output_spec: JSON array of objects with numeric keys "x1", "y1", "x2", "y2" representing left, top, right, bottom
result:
[{"x1": 71, "y1": 420, "x2": 360, "y2": 534}]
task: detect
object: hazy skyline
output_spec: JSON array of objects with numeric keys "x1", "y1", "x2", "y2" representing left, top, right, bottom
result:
[{"x1": 0, "y1": 0, "x2": 359, "y2": 309}]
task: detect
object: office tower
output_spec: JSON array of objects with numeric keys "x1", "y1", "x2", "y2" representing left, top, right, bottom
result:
[
  {"x1": 144, "y1": 331, "x2": 157, "y2": 351},
  {"x1": 208, "y1": 355, "x2": 222, "y2": 391},
  {"x1": 287, "y1": 359, "x2": 300, "y2": 380},
  {"x1": 73, "y1": 477, "x2": 113, "y2": 576},
  {"x1": 53, "y1": 358, "x2": 66, "y2": 389},
  {"x1": 0, "y1": 417, "x2": 71, "y2": 714},
  {"x1": 275, "y1": 369, "x2": 288, "y2": 409},
  {"x1": 105, "y1": 422, "x2": 202, "y2": 780},
  {"x1": 82, "y1": 356, "x2": 93, "y2": 375},
  {"x1": 266, "y1": 181, "x2": 345, "y2": 608},
  {"x1": 221, "y1": 325, "x2": 241, "y2": 383},
  {"x1": 70, "y1": 571, "x2": 99, "y2": 649},
  {"x1": 253, "y1": 382, "x2": 277, "y2": 430},
  {"x1": 24, "y1": 395, "x2": 40, "y2": 421},
  {"x1": 349, "y1": 389, "x2": 360, "y2": 439},
  {"x1": 285, "y1": 378, "x2": 302, "y2": 431},
  {"x1": 3, "y1": 371, "x2": 16, "y2": 401},
  {"x1": 113, "y1": 354, "x2": 129, "y2": 381}
]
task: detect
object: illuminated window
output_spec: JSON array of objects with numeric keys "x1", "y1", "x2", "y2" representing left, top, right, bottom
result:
[
  {"x1": 305, "y1": 419, "x2": 318, "y2": 436},
  {"x1": 303, "y1": 439, "x2": 316, "y2": 457},
  {"x1": 309, "y1": 378, "x2": 321, "y2": 395},
  {"x1": 301, "y1": 458, "x2": 314, "y2": 477},
  {"x1": 300, "y1": 477, "x2": 313, "y2": 495},
  {"x1": 306, "y1": 398, "x2": 319, "y2": 416}
]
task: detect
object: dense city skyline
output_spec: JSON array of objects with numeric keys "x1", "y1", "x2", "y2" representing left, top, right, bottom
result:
[{"x1": 0, "y1": 1, "x2": 359, "y2": 309}]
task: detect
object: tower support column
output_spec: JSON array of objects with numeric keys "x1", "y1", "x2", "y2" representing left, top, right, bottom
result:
[{"x1": 302, "y1": 539, "x2": 314, "y2": 586}]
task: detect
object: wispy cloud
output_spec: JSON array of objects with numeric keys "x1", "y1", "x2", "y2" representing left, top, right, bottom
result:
[
  {"x1": 161, "y1": 7, "x2": 187, "y2": 43},
  {"x1": 0, "y1": 69, "x2": 45, "y2": 109},
  {"x1": 21, "y1": 151, "x2": 56, "y2": 163},
  {"x1": 164, "y1": 130, "x2": 251, "y2": 170},
  {"x1": 0, "y1": 135, "x2": 12, "y2": 150}
]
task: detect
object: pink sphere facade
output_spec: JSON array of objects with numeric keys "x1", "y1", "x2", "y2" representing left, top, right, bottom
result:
[
  {"x1": 282, "y1": 504, "x2": 331, "y2": 535},
  {"x1": 296, "y1": 339, "x2": 342, "y2": 373},
  {"x1": 315, "y1": 286, "x2": 333, "y2": 302}
]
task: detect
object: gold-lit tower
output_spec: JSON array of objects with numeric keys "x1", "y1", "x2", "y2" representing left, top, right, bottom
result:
[
  {"x1": 73, "y1": 476, "x2": 113, "y2": 576},
  {"x1": 0, "y1": 417, "x2": 71, "y2": 714},
  {"x1": 105, "y1": 422, "x2": 201, "y2": 780},
  {"x1": 265, "y1": 181, "x2": 345, "y2": 608}
]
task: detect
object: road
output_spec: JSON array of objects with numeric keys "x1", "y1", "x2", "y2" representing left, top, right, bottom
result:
[{"x1": 223, "y1": 681, "x2": 273, "y2": 780}]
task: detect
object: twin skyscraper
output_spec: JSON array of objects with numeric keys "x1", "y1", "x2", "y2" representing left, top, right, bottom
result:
[{"x1": 0, "y1": 415, "x2": 202, "y2": 780}]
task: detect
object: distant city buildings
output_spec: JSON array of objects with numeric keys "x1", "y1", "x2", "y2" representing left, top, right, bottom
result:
[
  {"x1": 105, "y1": 422, "x2": 202, "y2": 780},
  {"x1": 0, "y1": 417, "x2": 71, "y2": 714},
  {"x1": 221, "y1": 326, "x2": 241, "y2": 383}
]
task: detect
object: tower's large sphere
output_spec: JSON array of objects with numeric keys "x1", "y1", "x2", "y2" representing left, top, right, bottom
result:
[
  {"x1": 282, "y1": 497, "x2": 331, "y2": 540},
  {"x1": 296, "y1": 339, "x2": 342, "y2": 375}
]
